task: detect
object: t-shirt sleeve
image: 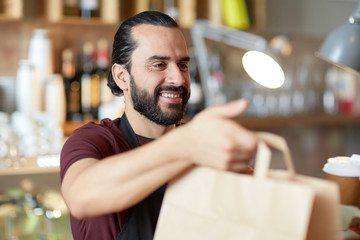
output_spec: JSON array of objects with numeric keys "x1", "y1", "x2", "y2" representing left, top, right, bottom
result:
[{"x1": 60, "y1": 121, "x2": 123, "y2": 182}]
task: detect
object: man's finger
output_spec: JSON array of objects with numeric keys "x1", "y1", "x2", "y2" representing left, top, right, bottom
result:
[{"x1": 207, "y1": 98, "x2": 249, "y2": 119}]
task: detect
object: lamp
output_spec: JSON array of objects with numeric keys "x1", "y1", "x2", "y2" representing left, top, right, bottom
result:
[
  {"x1": 191, "y1": 20, "x2": 285, "y2": 107},
  {"x1": 317, "y1": 1, "x2": 360, "y2": 75}
]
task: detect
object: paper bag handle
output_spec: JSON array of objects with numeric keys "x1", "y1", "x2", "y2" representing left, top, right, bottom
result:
[{"x1": 254, "y1": 132, "x2": 295, "y2": 179}]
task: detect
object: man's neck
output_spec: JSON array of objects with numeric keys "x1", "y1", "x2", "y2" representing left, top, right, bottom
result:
[{"x1": 124, "y1": 108, "x2": 176, "y2": 139}]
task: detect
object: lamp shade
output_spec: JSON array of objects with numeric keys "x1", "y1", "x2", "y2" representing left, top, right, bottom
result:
[{"x1": 317, "y1": 2, "x2": 360, "y2": 75}]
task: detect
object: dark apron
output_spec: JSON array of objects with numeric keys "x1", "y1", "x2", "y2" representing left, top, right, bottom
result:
[{"x1": 116, "y1": 113, "x2": 166, "y2": 240}]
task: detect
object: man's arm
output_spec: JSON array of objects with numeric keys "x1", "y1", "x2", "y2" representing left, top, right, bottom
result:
[
  {"x1": 61, "y1": 99, "x2": 257, "y2": 219},
  {"x1": 61, "y1": 139, "x2": 192, "y2": 219}
]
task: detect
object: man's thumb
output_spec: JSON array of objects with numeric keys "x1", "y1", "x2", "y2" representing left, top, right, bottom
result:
[{"x1": 210, "y1": 98, "x2": 249, "y2": 119}]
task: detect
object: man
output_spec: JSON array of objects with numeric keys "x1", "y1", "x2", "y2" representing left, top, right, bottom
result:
[{"x1": 60, "y1": 11, "x2": 257, "y2": 240}]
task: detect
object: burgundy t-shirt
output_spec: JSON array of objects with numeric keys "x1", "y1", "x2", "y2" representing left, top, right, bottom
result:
[{"x1": 60, "y1": 118, "x2": 153, "y2": 240}]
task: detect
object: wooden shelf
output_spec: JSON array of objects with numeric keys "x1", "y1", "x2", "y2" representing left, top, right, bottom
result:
[
  {"x1": 63, "y1": 121, "x2": 87, "y2": 136},
  {"x1": 0, "y1": 166, "x2": 59, "y2": 176},
  {"x1": 4, "y1": 114, "x2": 358, "y2": 176},
  {"x1": 0, "y1": 15, "x2": 21, "y2": 22},
  {"x1": 51, "y1": 16, "x2": 115, "y2": 27},
  {"x1": 237, "y1": 114, "x2": 360, "y2": 130},
  {"x1": 62, "y1": 120, "x2": 100, "y2": 136},
  {"x1": 62, "y1": 114, "x2": 360, "y2": 136},
  {"x1": 0, "y1": 157, "x2": 59, "y2": 176}
]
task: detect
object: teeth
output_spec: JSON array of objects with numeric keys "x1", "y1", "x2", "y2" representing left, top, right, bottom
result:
[{"x1": 161, "y1": 93, "x2": 180, "y2": 98}]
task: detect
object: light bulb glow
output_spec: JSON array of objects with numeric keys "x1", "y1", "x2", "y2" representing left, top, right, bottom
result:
[{"x1": 242, "y1": 51, "x2": 285, "y2": 88}]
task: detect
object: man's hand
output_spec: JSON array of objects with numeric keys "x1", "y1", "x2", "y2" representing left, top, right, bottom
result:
[{"x1": 174, "y1": 99, "x2": 257, "y2": 173}]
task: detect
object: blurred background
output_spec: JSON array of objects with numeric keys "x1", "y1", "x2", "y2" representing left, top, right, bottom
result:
[{"x1": 0, "y1": 0, "x2": 360, "y2": 239}]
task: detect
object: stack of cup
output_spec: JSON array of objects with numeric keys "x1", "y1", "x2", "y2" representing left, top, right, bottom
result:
[
  {"x1": 323, "y1": 155, "x2": 360, "y2": 206},
  {"x1": 28, "y1": 29, "x2": 54, "y2": 111}
]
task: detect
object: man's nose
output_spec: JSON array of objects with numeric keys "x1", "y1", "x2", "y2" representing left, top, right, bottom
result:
[{"x1": 166, "y1": 64, "x2": 186, "y2": 86}]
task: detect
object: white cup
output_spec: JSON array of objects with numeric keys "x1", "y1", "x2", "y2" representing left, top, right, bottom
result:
[
  {"x1": 45, "y1": 74, "x2": 66, "y2": 126},
  {"x1": 28, "y1": 29, "x2": 54, "y2": 110},
  {"x1": 16, "y1": 60, "x2": 41, "y2": 115}
]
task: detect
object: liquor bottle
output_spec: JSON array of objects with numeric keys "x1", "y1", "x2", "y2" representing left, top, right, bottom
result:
[
  {"x1": 62, "y1": 48, "x2": 82, "y2": 122},
  {"x1": 63, "y1": 0, "x2": 80, "y2": 17},
  {"x1": 62, "y1": 48, "x2": 75, "y2": 121},
  {"x1": 96, "y1": 38, "x2": 113, "y2": 108},
  {"x1": 90, "y1": 73, "x2": 101, "y2": 120}
]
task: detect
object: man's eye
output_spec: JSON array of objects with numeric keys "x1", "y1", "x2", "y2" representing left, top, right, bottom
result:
[
  {"x1": 179, "y1": 63, "x2": 189, "y2": 71},
  {"x1": 153, "y1": 62, "x2": 166, "y2": 69}
]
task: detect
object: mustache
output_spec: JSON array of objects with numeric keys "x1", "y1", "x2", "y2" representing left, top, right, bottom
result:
[{"x1": 155, "y1": 86, "x2": 188, "y2": 95}]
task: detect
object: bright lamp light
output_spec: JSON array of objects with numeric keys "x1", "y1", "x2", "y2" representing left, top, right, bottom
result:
[
  {"x1": 242, "y1": 51, "x2": 285, "y2": 89},
  {"x1": 191, "y1": 20, "x2": 286, "y2": 106}
]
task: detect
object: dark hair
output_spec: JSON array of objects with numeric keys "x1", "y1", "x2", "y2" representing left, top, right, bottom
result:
[{"x1": 107, "y1": 11, "x2": 179, "y2": 96}]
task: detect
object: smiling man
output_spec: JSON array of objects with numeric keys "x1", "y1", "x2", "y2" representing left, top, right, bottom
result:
[{"x1": 60, "y1": 11, "x2": 257, "y2": 240}]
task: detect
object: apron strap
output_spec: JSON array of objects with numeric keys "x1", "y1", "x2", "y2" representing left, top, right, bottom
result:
[
  {"x1": 117, "y1": 113, "x2": 164, "y2": 240},
  {"x1": 119, "y1": 113, "x2": 139, "y2": 149}
]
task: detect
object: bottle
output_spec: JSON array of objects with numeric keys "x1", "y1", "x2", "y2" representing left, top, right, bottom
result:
[
  {"x1": 80, "y1": 0, "x2": 100, "y2": 19},
  {"x1": 63, "y1": 0, "x2": 80, "y2": 17},
  {"x1": 90, "y1": 72, "x2": 101, "y2": 120},
  {"x1": 81, "y1": 42, "x2": 95, "y2": 121},
  {"x1": 87, "y1": 38, "x2": 112, "y2": 120},
  {"x1": 47, "y1": 0, "x2": 63, "y2": 22},
  {"x1": 96, "y1": 38, "x2": 113, "y2": 108},
  {"x1": 62, "y1": 48, "x2": 77, "y2": 121},
  {"x1": 69, "y1": 52, "x2": 83, "y2": 122},
  {"x1": 4, "y1": 0, "x2": 23, "y2": 19},
  {"x1": 101, "y1": 0, "x2": 119, "y2": 24},
  {"x1": 178, "y1": 0, "x2": 197, "y2": 28}
]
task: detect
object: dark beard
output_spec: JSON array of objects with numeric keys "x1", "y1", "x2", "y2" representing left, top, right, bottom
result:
[{"x1": 130, "y1": 75, "x2": 190, "y2": 126}]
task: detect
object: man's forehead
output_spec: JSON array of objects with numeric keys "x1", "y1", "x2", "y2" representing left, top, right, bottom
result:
[
  {"x1": 133, "y1": 24, "x2": 162, "y2": 36},
  {"x1": 132, "y1": 24, "x2": 182, "y2": 43},
  {"x1": 131, "y1": 24, "x2": 188, "y2": 59}
]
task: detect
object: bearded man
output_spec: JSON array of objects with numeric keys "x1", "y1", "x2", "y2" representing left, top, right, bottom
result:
[{"x1": 60, "y1": 11, "x2": 257, "y2": 240}]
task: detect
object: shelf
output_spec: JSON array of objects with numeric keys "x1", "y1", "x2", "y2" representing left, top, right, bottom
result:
[
  {"x1": 237, "y1": 114, "x2": 360, "y2": 130},
  {"x1": 0, "y1": 166, "x2": 59, "y2": 176},
  {"x1": 62, "y1": 114, "x2": 360, "y2": 137},
  {"x1": 62, "y1": 120, "x2": 100, "y2": 136},
  {"x1": 5, "y1": 114, "x2": 355, "y2": 176},
  {"x1": 0, "y1": 15, "x2": 21, "y2": 22},
  {"x1": 51, "y1": 16, "x2": 116, "y2": 27},
  {"x1": 0, "y1": 157, "x2": 59, "y2": 176}
]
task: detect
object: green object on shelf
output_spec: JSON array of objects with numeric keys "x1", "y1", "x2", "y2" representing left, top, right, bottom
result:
[{"x1": 222, "y1": 0, "x2": 250, "y2": 29}]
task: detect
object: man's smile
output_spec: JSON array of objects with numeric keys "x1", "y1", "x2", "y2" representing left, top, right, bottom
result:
[
  {"x1": 159, "y1": 92, "x2": 181, "y2": 98},
  {"x1": 159, "y1": 91, "x2": 183, "y2": 103}
]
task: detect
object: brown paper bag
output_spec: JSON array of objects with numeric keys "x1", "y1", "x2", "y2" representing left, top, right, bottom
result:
[{"x1": 154, "y1": 132, "x2": 342, "y2": 240}]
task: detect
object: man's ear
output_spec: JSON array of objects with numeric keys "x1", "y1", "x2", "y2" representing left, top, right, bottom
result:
[{"x1": 112, "y1": 63, "x2": 129, "y2": 91}]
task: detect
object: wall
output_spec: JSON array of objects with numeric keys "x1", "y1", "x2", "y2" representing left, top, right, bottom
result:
[{"x1": 265, "y1": 0, "x2": 357, "y2": 37}]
